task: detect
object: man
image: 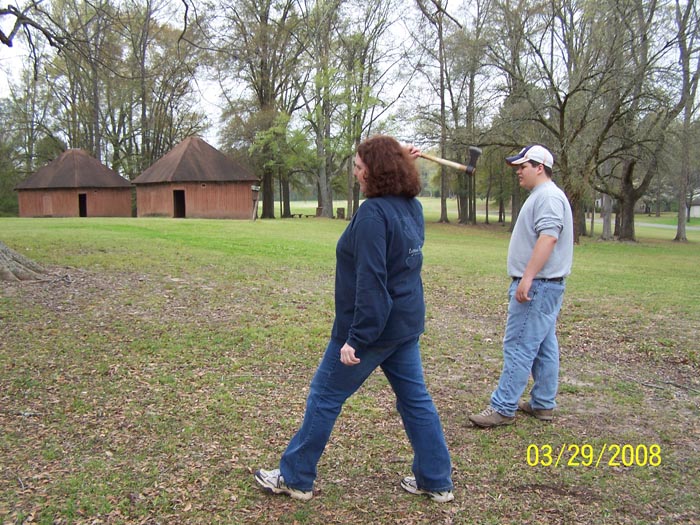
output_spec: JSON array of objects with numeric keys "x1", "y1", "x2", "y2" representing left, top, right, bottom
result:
[{"x1": 469, "y1": 144, "x2": 573, "y2": 428}]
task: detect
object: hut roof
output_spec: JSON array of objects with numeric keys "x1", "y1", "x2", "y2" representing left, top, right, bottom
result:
[
  {"x1": 133, "y1": 136, "x2": 257, "y2": 185},
  {"x1": 15, "y1": 149, "x2": 131, "y2": 190}
]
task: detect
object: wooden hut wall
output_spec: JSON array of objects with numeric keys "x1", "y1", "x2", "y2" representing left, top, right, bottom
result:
[
  {"x1": 18, "y1": 188, "x2": 132, "y2": 217},
  {"x1": 135, "y1": 185, "x2": 171, "y2": 217},
  {"x1": 136, "y1": 182, "x2": 254, "y2": 219}
]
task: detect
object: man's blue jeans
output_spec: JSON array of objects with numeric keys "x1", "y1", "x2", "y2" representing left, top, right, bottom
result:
[
  {"x1": 491, "y1": 279, "x2": 566, "y2": 417},
  {"x1": 279, "y1": 337, "x2": 453, "y2": 492}
]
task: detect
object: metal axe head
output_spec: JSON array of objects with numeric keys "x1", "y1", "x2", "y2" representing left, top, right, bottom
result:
[{"x1": 466, "y1": 146, "x2": 482, "y2": 175}]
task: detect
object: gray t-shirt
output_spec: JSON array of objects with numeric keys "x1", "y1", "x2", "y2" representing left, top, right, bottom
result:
[{"x1": 507, "y1": 180, "x2": 574, "y2": 279}]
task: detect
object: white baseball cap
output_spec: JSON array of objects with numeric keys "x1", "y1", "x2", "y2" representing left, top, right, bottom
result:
[{"x1": 505, "y1": 145, "x2": 554, "y2": 169}]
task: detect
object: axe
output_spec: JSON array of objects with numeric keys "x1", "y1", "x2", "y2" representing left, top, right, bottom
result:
[{"x1": 419, "y1": 146, "x2": 482, "y2": 175}]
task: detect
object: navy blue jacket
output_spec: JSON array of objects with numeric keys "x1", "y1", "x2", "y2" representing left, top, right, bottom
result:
[{"x1": 331, "y1": 196, "x2": 425, "y2": 350}]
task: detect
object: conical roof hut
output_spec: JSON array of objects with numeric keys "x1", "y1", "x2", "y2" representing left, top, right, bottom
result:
[
  {"x1": 15, "y1": 149, "x2": 132, "y2": 217},
  {"x1": 133, "y1": 136, "x2": 258, "y2": 219}
]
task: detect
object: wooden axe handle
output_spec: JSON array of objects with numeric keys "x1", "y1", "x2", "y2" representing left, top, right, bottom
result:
[{"x1": 418, "y1": 152, "x2": 469, "y2": 172}]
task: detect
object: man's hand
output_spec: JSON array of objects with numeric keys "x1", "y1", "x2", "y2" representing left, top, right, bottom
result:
[
  {"x1": 340, "y1": 343, "x2": 361, "y2": 366},
  {"x1": 516, "y1": 235, "x2": 558, "y2": 302},
  {"x1": 515, "y1": 276, "x2": 533, "y2": 303}
]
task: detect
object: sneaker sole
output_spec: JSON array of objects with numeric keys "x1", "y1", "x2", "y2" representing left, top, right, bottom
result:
[
  {"x1": 400, "y1": 479, "x2": 454, "y2": 503},
  {"x1": 254, "y1": 471, "x2": 313, "y2": 501}
]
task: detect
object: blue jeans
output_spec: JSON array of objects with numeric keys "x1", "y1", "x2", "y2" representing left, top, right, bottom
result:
[
  {"x1": 491, "y1": 279, "x2": 565, "y2": 417},
  {"x1": 279, "y1": 337, "x2": 453, "y2": 492}
]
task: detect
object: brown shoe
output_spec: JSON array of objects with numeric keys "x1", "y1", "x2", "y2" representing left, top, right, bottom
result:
[
  {"x1": 468, "y1": 406, "x2": 515, "y2": 428},
  {"x1": 518, "y1": 400, "x2": 553, "y2": 421}
]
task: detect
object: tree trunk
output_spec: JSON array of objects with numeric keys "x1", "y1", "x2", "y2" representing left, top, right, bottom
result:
[
  {"x1": 0, "y1": 241, "x2": 46, "y2": 281},
  {"x1": 317, "y1": 155, "x2": 333, "y2": 219},
  {"x1": 437, "y1": 11, "x2": 448, "y2": 224},
  {"x1": 457, "y1": 193, "x2": 468, "y2": 224},
  {"x1": 675, "y1": 74, "x2": 692, "y2": 242},
  {"x1": 485, "y1": 179, "x2": 491, "y2": 225},
  {"x1": 439, "y1": 165, "x2": 449, "y2": 223},
  {"x1": 509, "y1": 183, "x2": 521, "y2": 233},
  {"x1": 617, "y1": 159, "x2": 646, "y2": 242},
  {"x1": 618, "y1": 196, "x2": 637, "y2": 242},
  {"x1": 601, "y1": 193, "x2": 613, "y2": 240},
  {"x1": 573, "y1": 196, "x2": 586, "y2": 240},
  {"x1": 346, "y1": 158, "x2": 354, "y2": 219},
  {"x1": 261, "y1": 168, "x2": 275, "y2": 219},
  {"x1": 281, "y1": 172, "x2": 292, "y2": 218},
  {"x1": 589, "y1": 190, "x2": 595, "y2": 237},
  {"x1": 655, "y1": 180, "x2": 662, "y2": 217},
  {"x1": 352, "y1": 183, "x2": 360, "y2": 218},
  {"x1": 469, "y1": 171, "x2": 477, "y2": 224},
  {"x1": 675, "y1": 191, "x2": 688, "y2": 242}
]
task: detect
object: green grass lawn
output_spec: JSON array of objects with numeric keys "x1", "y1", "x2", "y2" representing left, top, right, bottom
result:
[
  {"x1": 634, "y1": 211, "x2": 698, "y2": 227},
  {"x1": 295, "y1": 198, "x2": 698, "y2": 232},
  {"x1": 1, "y1": 212, "x2": 699, "y2": 524}
]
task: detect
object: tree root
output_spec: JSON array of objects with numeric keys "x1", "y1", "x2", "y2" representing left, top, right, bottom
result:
[{"x1": 0, "y1": 241, "x2": 47, "y2": 281}]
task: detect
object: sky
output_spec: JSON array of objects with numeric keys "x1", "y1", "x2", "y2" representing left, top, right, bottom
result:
[{"x1": 0, "y1": 37, "x2": 25, "y2": 98}]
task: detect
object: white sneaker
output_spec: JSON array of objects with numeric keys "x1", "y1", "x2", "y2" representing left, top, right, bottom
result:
[
  {"x1": 254, "y1": 468, "x2": 313, "y2": 501},
  {"x1": 400, "y1": 476, "x2": 454, "y2": 503}
]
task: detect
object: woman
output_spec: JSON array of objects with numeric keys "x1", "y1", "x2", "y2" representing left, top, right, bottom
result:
[{"x1": 254, "y1": 135, "x2": 454, "y2": 503}]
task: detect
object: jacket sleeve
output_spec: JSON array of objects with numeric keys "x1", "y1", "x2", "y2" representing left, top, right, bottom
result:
[{"x1": 346, "y1": 214, "x2": 393, "y2": 351}]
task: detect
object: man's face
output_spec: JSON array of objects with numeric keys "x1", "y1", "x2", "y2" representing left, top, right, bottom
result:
[{"x1": 515, "y1": 161, "x2": 543, "y2": 190}]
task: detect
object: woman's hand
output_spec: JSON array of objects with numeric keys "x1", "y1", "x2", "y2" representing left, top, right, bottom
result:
[
  {"x1": 405, "y1": 145, "x2": 421, "y2": 159},
  {"x1": 340, "y1": 343, "x2": 361, "y2": 366}
]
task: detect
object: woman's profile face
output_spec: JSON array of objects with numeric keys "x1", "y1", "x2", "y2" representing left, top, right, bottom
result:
[{"x1": 354, "y1": 154, "x2": 369, "y2": 193}]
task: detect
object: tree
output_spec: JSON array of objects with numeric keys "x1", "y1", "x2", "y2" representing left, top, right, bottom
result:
[
  {"x1": 6, "y1": 65, "x2": 55, "y2": 175},
  {"x1": 0, "y1": 116, "x2": 22, "y2": 216},
  {"x1": 213, "y1": 0, "x2": 304, "y2": 219},
  {"x1": 594, "y1": 0, "x2": 698, "y2": 241},
  {"x1": 3, "y1": 0, "x2": 206, "y2": 176},
  {"x1": 335, "y1": 0, "x2": 411, "y2": 218},
  {"x1": 444, "y1": 0, "x2": 490, "y2": 225},
  {"x1": 485, "y1": 0, "x2": 699, "y2": 243},
  {"x1": 485, "y1": 0, "x2": 535, "y2": 231},
  {"x1": 46, "y1": 0, "x2": 118, "y2": 161},
  {"x1": 414, "y1": 0, "x2": 459, "y2": 223},
  {"x1": 294, "y1": 0, "x2": 345, "y2": 218},
  {"x1": 673, "y1": 0, "x2": 700, "y2": 242},
  {"x1": 1, "y1": 2, "x2": 66, "y2": 280},
  {"x1": 488, "y1": 0, "x2": 619, "y2": 242},
  {"x1": 476, "y1": 145, "x2": 512, "y2": 225},
  {"x1": 250, "y1": 112, "x2": 316, "y2": 217}
]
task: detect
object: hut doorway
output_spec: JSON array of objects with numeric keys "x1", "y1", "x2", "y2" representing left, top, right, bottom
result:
[
  {"x1": 173, "y1": 190, "x2": 186, "y2": 218},
  {"x1": 78, "y1": 193, "x2": 87, "y2": 217}
]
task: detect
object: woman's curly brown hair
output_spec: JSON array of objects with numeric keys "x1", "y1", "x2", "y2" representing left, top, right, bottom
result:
[{"x1": 357, "y1": 135, "x2": 422, "y2": 198}]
